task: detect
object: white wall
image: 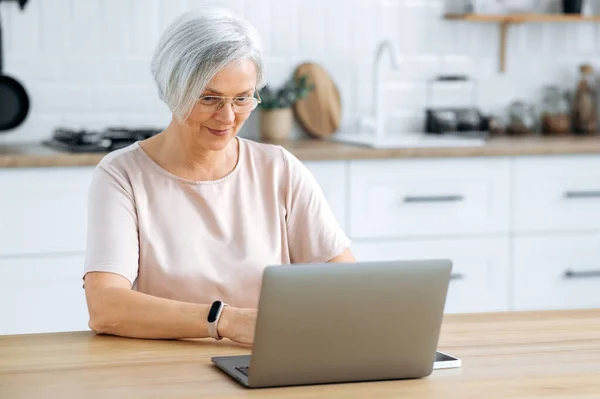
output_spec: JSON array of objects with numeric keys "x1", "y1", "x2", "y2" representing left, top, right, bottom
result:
[{"x1": 1, "y1": 0, "x2": 600, "y2": 143}]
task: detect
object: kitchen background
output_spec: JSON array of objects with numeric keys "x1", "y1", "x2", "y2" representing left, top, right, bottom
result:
[
  {"x1": 2, "y1": 0, "x2": 600, "y2": 144},
  {"x1": 3, "y1": 0, "x2": 600, "y2": 336}
]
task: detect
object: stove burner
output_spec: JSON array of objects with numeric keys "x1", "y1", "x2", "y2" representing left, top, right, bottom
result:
[{"x1": 44, "y1": 127, "x2": 163, "y2": 153}]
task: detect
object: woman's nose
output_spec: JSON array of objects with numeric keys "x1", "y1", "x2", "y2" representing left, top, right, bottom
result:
[{"x1": 214, "y1": 102, "x2": 235, "y2": 124}]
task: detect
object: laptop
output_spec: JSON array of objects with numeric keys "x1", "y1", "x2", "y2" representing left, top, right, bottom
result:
[{"x1": 211, "y1": 259, "x2": 461, "y2": 388}]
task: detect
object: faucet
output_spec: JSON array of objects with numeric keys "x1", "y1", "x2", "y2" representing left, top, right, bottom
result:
[{"x1": 359, "y1": 40, "x2": 401, "y2": 138}]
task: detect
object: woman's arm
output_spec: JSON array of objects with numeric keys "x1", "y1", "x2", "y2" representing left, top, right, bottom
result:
[
  {"x1": 328, "y1": 248, "x2": 356, "y2": 263},
  {"x1": 84, "y1": 271, "x2": 256, "y2": 344}
]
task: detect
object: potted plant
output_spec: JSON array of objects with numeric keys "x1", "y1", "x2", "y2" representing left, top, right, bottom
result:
[{"x1": 258, "y1": 74, "x2": 314, "y2": 141}]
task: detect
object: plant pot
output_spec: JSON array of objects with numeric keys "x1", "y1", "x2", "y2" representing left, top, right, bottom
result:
[
  {"x1": 259, "y1": 108, "x2": 293, "y2": 142},
  {"x1": 563, "y1": 0, "x2": 583, "y2": 13}
]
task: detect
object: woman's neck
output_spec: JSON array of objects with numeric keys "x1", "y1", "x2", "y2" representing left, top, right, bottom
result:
[{"x1": 141, "y1": 122, "x2": 239, "y2": 182}]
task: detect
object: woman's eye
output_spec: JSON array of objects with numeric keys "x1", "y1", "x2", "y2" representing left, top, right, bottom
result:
[
  {"x1": 234, "y1": 97, "x2": 250, "y2": 104},
  {"x1": 200, "y1": 96, "x2": 219, "y2": 104}
]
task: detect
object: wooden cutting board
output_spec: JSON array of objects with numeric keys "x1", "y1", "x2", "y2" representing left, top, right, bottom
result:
[{"x1": 293, "y1": 63, "x2": 342, "y2": 138}]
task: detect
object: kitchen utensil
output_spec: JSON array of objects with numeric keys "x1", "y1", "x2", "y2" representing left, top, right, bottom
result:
[
  {"x1": 425, "y1": 75, "x2": 488, "y2": 136},
  {"x1": 563, "y1": 0, "x2": 584, "y2": 13},
  {"x1": 292, "y1": 62, "x2": 341, "y2": 138},
  {"x1": 0, "y1": 0, "x2": 30, "y2": 132}
]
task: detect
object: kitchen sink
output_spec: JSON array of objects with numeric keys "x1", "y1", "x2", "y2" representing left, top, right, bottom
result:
[{"x1": 331, "y1": 132, "x2": 486, "y2": 149}]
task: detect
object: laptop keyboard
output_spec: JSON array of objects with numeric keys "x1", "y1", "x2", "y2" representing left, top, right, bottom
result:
[{"x1": 235, "y1": 366, "x2": 249, "y2": 376}]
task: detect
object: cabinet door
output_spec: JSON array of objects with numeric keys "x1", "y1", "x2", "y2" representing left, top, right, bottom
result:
[
  {"x1": 348, "y1": 157, "x2": 510, "y2": 239},
  {"x1": 0, "y1": 254, "x2": 90, "y2": 335},
  {"x1": 350, "y1": 237, "x2": 510, "y2": 314},
  {"x1": 0, "y1": 167, "x2": 95, "y2": 256},
  {"x1": 303, "y1": 161, "x2": 348, "y2": 232},
  {"x1": 514, "y1": 234, "x2": 600, "y2": 311},
  {"x1": 513, "y1": 155, "x2": 600, "y2": 233}
]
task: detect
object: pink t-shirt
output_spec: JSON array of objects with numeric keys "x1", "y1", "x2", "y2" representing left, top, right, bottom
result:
[{"x1": 83, "y1": 137, "x2": 351, "y2": 308}]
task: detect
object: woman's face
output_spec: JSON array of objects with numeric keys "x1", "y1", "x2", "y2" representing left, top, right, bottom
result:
[{"x1": 182, "y1": 59, "x2": 258, "y2": 151}]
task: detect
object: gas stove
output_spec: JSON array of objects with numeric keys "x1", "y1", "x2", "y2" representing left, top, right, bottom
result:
[{"x1": 43, "y1": 127, "x2": 163, "y2": 153}]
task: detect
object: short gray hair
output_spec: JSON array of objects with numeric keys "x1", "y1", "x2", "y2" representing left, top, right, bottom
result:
[{"x1": 151, "y1": 7, "x2": 266, "y2": 120}]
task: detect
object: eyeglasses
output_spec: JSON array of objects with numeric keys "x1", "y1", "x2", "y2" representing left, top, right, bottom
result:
[{"x1": 197, "y1": 90, "x2": 262, "y2": 113}]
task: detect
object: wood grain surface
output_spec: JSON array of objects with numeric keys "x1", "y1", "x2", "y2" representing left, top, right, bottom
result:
[{"x1": 1, "y1": 309, "x2": 599, "y2": 398}]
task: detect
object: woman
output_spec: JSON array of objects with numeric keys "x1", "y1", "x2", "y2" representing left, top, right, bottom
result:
[{"x1": 82, "y1": 7, "x2": 354, "y2": 346}]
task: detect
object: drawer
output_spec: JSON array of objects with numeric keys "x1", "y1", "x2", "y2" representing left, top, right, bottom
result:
[
  {"x1": 514, "y1": 234, "x2": 600, "y2": 311},
  {"x1": 0, "y1": 254, "x2": 90, "y2": 335},
  {"x1": 348, "y1": 158, "x2": 510, "y2": 238},
  {"x1": 304, "y1": 161, "x2": 348, "y2": 232},
  {"x1": 350, "y1": 237, "x2": 510, "y2": 314},
  {"x1": 513, "y1": 155, "x2": 600, "y2": 233},
  {"x1": 0, "y1": 167, "x2": 95, "y2": 256}
]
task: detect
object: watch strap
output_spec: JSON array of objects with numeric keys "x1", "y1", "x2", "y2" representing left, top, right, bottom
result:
[{"x1": 207, "y1": 301, "x2": 227, "y2": 340}]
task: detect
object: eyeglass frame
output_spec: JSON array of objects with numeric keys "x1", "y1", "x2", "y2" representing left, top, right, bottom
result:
[{"x1": 197, "y1": 89, "x2": 262, "y2": 114}]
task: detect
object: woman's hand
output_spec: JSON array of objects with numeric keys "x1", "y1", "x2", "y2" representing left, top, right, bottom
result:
[{"x1": 218, "y1": 306, "x2": 257, "y2": 345}]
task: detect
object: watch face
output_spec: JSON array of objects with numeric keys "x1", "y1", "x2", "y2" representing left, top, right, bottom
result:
[{"x1": 207, "y1": 301, "x2": 223, "y2": 323}]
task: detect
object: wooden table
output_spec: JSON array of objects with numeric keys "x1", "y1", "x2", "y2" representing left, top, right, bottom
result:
[{"x1": 1, "y1": 309, "x2": 599, "y2": 398}]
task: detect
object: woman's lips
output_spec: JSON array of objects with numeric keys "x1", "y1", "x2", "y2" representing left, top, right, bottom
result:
[{"x1": 207, "y1": 127, "x2": 230, "y2": 137}]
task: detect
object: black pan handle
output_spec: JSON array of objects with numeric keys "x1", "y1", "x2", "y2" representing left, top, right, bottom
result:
[
  {"x1": 0, "y1": 0, "x2": 28, "y2": 10},
  {"x1": 0, "y1": 0, "x2": 28, "y2": 72},
  {"x1": 0, "y1": 3, "x2": 3, "y2": 73},
  {"x1": 450, "y1": 273, "x2": 465, "y2": 281}
]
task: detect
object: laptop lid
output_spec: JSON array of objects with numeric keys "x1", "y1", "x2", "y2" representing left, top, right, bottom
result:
[{"x1": 245, "y1": 259, "x2": 452, "y2": 388}]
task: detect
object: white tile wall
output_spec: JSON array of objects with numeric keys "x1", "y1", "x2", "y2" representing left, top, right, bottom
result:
[{"x1": 1, "y1": 0, "x2": 600, "y2": 143}]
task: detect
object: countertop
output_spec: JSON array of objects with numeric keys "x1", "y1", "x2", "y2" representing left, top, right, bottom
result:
[
  {"x1": 2, "y1": 135, "x2": 600, "y2": 168},
  {"x1": 1, "y1": 309, "x2": 599, "y2": 398}
]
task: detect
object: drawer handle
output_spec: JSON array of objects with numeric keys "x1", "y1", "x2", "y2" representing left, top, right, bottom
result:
[
  {"x1": 563, "y1": 269, "x2": 600, "y2": 279},
  {"x1": 564, "y1": 191, "x2": 600, "y2": 199},
  {"x1": 403, "y1": 195, "x2": 464, "y2": 203},
  {"x1": 450, "y1": 273, "x2": 465, "y2": 281}
]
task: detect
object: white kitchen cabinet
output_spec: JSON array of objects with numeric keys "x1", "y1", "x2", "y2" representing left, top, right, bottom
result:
[
  {"x1": 0, "y1": 254, "x2": 90, "y2": 335},
  {"x1": 513, "y1": 155, "x2": 600, "y2": 233},
  {"x1": 513, "y1": 234, "x2": 600, "y2": 311},
  {"x1": 0, "y1": 167, "x2": 95, "y2": 256},
  {"x1": 3, "y1": 149, "x2": 600, "y2": 336},
  {"x1": 348, "y1": 157, "x2": 511, "y2": 239},
  {"x1": 304, "y1": 161, "x2": 348, "y2": 232},
  {"x1": 350, "y1": 237, "x2": 511, "y2": 314}
]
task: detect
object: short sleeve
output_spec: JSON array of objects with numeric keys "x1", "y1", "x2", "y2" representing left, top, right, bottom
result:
[
  {"x1": 83, "y1": 164, "x2": 140, "y2": 286},
  {"x1": 283, "y1": 149, "x2": 351, "y2": 264}
]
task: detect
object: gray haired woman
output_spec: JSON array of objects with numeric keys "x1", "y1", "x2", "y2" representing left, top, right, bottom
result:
[{"x1": 82, "y1": 7, "x2": 354, "y2": 345}]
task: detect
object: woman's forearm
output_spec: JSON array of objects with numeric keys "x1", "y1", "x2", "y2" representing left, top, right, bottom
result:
[{"x1": 87, "y1": 286, "x2": 213, "y2": 339}]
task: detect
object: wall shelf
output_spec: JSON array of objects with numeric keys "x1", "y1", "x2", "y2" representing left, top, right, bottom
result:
[{"x1": 444, "y1": 13, "x2": 600, "y2": 73}]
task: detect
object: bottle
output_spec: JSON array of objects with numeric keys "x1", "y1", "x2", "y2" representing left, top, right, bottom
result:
[{"x1": 573, "y1": 64, "x2": 597, "y2": 135}]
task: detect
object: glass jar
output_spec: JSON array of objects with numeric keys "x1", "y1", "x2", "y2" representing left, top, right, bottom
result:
[
  {"x1": 540, "y1": 86, "x2": 571, "y2": 136},
  {"x1": 506, "y1": 101, "x2": 537, "y2": 136}
]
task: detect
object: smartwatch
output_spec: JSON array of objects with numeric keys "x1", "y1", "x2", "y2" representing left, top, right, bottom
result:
[{"x1": 207, "y1": 300, "x2": 228, "y2": 340}]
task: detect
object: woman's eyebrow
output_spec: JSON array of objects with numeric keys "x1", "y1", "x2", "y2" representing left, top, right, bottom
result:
[{"x1": 204, "y1": 88, "x2": 254, "y2": 96}]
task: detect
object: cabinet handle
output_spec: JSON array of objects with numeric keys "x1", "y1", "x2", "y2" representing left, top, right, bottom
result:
[
  {"x1": 563, "y1": 191, "x2": 600, "y2": 199},
  {"x1": 563, "y1": 269, "x2": 600, "y2": 279},
  {"x1": 450, "y1": 273, "x2": 465, "y2": 281},
  {"x1": 403, "y1": 195, "x2": 464, "y2": 203}
]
